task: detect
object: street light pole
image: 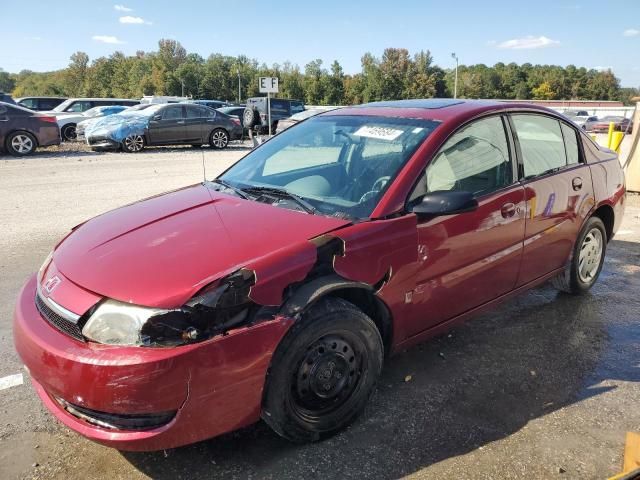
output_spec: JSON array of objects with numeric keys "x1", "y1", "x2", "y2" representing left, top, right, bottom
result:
[{"x1": 451, "y1": 52, "x2": 459, "y2": 99}]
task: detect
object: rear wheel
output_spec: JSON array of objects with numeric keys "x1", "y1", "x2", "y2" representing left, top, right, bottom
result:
[
  {"x1": 61, "y1": 124, "x2": 77, "y2": 141},
  {"x1": 6, "y1": 131, "x2": 37, "y2": 156},
  {"x1": 262, "y1": 297, "x2": 383, "y2": 443},
  {"x1": 552, "y1": 216, "x2": 607, "y2": 294},
  {"x1": 209, "y1": 129, "x2": 229, "y2": 149},
  {"x1": 122, "y1": 134, "x2": 145, "y2": 153}
]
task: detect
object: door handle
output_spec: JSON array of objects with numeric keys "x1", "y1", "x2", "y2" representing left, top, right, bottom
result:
[
  {"x1": 572, "y1": 177, "x2": 583, "y2": 191},
  {"x1": 177, "y1": 120, "x2": 185, "y2": 124},
  {"x1": 501, "y1": 202, "x2": 516, "y2": 218}
]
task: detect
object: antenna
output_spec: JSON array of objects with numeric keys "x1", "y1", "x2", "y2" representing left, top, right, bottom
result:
[{"x1": 201, "y1": 147, "x2": 206, "y2": 182}]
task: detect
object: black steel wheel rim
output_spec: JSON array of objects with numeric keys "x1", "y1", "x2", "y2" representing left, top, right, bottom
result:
[{"x1": 290, "y1": 333, "x2": 365, "y2": 421}]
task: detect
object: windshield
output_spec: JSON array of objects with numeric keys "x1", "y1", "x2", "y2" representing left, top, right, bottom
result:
[{"x1": 219, "y1": 115, "x2": 439, "y2": 219}]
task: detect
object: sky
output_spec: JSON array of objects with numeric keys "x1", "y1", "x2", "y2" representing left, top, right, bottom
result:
[{"x1": 1, "y1": 0, "x2": 639, "y2": 87}]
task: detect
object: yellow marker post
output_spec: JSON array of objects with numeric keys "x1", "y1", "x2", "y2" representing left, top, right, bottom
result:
[
  {"x1": 607, "y1": 122, "x2": 615, "y2": 149},
  {"x1": 611, "y1": 132, "x2": 625, "y2": 153}
]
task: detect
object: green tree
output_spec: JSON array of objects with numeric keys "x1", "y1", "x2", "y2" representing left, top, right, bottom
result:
[{"x1": 532, "y1": 81, "x2": 556, "y2": 100}]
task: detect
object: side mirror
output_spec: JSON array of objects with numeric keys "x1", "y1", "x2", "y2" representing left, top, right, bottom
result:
[
  {"x1": 410, "y1": 191, "x2": 478, "y2": 218},
  {"x1": 152, "y1": 114, "x2": 162, "y2": 121}
]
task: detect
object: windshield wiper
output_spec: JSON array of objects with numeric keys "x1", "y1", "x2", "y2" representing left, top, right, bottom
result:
[
  {"x1": 242, "y1": 186, "x2": 317, "y2": 214},
  {"x1": 208, "y1": 179, "x2": 250, "y2": 199}
]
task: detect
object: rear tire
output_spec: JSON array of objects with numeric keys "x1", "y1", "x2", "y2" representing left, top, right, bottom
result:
[
  {"x1": 551, "y1": 216, "x2": 607, "y2": 294},
  {"x1": 61, "y1": 124, "x2": 77, "y2": 142},
  {"x1": 209, "y1": 129, "x2": 229, "y2": 149},
  {"x1": 122, "y1": 134, "x2": 145, "y2": 153},
  {"x1": 6, "y1": 131, "x2": 37, "y2": 156},
  {"x1": 262, "y1": 297, "x2": 383, "y2": 443}
]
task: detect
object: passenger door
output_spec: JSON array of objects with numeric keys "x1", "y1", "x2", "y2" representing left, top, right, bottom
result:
[
  {"x1": 406, "y1": 115, "x2": 526, "y2": 336},
  {"x1": 148, "y1": 105, "x2": 186, "y2": 144},
  {"x1": 184, "y1": 105, "x2": 207, "y2": 143},
  {"x1": 510, "y1": 114, "x2": 595, "y2": 286}
]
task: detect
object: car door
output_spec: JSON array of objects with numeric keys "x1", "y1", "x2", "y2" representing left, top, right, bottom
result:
[
  {"x1": 184, "y1": 105, "x2": 206, "y2": 143},
  {"x1": 0, "y1": 104, "x2": 10, "y2": 141},
  {"x1": 147, "y1": 105, "x2": 186, "y2": 144},
  {"x1": 405, "y1": 115, "x2": 526, "y2": 336},
  {"x1": 510, "y1": 113, "x2": 595, "y2": 286}
]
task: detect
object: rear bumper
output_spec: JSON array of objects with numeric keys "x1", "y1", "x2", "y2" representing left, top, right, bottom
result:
[
  {"x1": 38, "y1": 125, "x2": 61, "y2": 147},
  {"x1": 14, "y1": 274, "x2": 293, "y2": 451}
]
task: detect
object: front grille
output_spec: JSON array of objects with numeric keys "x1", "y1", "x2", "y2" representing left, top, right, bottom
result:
[{"x1": 35, "y1": 294, "x2": 85, "y2": 342}]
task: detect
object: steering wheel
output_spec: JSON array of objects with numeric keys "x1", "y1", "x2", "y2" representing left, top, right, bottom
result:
[{"x1": 358, "y1": 176, "x2": 391, "y2": 203}]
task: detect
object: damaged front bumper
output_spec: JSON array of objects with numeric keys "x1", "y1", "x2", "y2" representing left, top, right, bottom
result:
[{"x1": 14, "y1": 275, "x2": 294, "y2": 451}]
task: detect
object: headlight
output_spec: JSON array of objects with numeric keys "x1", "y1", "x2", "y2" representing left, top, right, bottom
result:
[
  {"x1": 82, "y1": 300, "x2": 166, "y2": 346},
  {"x1": 82, "y1": 269, "x2": 257, "y2": 347}
]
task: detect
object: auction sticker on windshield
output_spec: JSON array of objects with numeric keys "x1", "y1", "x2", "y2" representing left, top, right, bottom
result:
[{"x1": 354, "y1": 125, "x2": 403, "y2": 141}]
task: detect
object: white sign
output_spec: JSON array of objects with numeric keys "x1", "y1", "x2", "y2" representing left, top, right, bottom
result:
[
  {"x1": 259, "y1": 77, "x2": 279, "y2": 93},
  {"x1": 354, "y1": 125, "x2": 403, "y2": 141}
]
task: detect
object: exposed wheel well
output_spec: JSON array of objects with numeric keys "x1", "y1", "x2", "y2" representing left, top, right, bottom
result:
[
  {"x1": 328, "y1": 288, "x2": 393, "y2": 356},
  {"x1": 592, "y1": 204, "x2": 614, "y2": 242}
]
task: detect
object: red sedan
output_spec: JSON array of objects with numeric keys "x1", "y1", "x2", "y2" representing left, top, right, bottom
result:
[{"x1": 14, "y1": 99, "x2": 625, "y2": 451}]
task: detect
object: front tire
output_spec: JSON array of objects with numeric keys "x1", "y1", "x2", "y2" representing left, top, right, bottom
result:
[
  {"x1": 6, "y1": 131, "x2": 37, "y2": 156},
  {"x1": 551, "y1": 216, "x2": 607, "y2": 294},
  {"x1": 209, "y1": 128, "x2": 229, "y2": 149},
  {"x1": 122, "y1": 134, "x2": 145, "y2": 153},
  {"x1": 262, "y1": 297, "x2": 383, "y2": 443}
]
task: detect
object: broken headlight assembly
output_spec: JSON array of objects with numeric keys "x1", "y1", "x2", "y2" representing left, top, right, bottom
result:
[{"x1": 81, "y1": 269, "x2": 256, "y2": 347}]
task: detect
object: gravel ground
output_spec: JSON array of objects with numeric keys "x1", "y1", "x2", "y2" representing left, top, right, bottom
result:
[{"x1": 0, "y1": 141, "x2": 639, "y2": 480}]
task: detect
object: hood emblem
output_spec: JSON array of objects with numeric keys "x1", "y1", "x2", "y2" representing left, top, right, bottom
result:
[{"x1": 43, "y1": 275, "x2": 61, "y2": 294}]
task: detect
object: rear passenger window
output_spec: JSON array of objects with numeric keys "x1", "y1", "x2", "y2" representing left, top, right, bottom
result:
[
  {"x1": 419, "y1": 116, "x2": 512, "y2": 196},
  {"x1": 561, "y1": 123, "x2": 580, "y2": 165},
  {"x1": 162, "y1": 106, "x2": 183, "y2": 120},
  {"x1": 512, "y1": 115, "x2": 566, "y2": 178}
]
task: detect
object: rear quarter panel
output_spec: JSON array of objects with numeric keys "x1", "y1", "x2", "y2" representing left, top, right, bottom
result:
[{"x1": 584, "y1": 136, "x2": 626, "y2": 236}]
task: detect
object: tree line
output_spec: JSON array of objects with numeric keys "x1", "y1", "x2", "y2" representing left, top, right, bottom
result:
[{"x1": 1, "y1": 39, "x2": 638, "y2": 105}]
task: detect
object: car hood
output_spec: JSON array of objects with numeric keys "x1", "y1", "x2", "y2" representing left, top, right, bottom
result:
[{"x1": 53, "y1": 184, "x2": 350, "y2": 309}]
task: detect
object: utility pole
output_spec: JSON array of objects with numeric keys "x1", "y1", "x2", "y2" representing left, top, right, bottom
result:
[
  {"x1": 181, "y1": 79, "x2": 185, "y2": 97},
  {"x1": 237, "y1": 67, "x2": 241, "y2": 104},
  {"x1": 451, "y1": 52, "x2": 459, "y2": 99}
]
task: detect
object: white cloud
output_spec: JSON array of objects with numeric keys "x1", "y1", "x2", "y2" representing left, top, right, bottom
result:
[
  {"x1": 495, "y1": 35, "x2": 560, "y2": 50},
  {"x1": 25, "y1": 36, "x2": 42, "y2": 41},
  {"x1": 92, "y1": 35, "x2": 126, "y2": 44},
  {"x1": 623, "y1": 29, "x2": 639, "y2": 37},
  {"x1": 119, "y1": 15, "x2": 151, "y2": 25},
  {"x1": 114, "y1": 4, "x2": 132, "y2": 12}
]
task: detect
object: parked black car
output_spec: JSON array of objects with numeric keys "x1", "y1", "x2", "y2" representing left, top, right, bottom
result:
[
  {"x1": 0, "y1": 101, "x2": 60, "y2": 156},
  {"x1": 0, "y1": 92, "x2": 16, "y2": 104},
  {"x1": 16, "y1": 97, "x2": 67, "y2": 111},
  {"x1": 243, "y1": 97, "x2": 305, "y2": 134},
  {"x1": 86, "y1": 103, "x2": 243, "y2": 152},
  {"x1": 187, "y1": 99, "x2": 232, "y2": 109}
]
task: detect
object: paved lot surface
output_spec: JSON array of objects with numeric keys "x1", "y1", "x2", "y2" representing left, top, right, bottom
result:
[{"x1": 0, "y1": 141, "x2": 639, "y2": 480}]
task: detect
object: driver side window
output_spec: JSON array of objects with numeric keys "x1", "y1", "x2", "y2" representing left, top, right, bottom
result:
[{"x1": 410, "y1": 116, "x2": 512, "y2": 202}]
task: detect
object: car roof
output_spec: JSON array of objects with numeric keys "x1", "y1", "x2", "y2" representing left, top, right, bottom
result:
[
  {"x1": 65, "y1": 98, "x2": 137, "y2": 101},
  {"x1": 16, "y1": 96, "x2": 67, "y2": 100},
  {"x1": 325, "y1": 98, "x2": 564, "y2": 124}
]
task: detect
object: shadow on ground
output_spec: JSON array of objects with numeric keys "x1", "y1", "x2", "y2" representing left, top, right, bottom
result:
[{"x1": 122, "y1": 239, "x2": 640, "y2": 479}]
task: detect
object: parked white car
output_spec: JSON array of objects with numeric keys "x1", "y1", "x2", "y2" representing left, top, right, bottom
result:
[{"x1": 56, "y1": 105, "x2": 128, "y2": 141}]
